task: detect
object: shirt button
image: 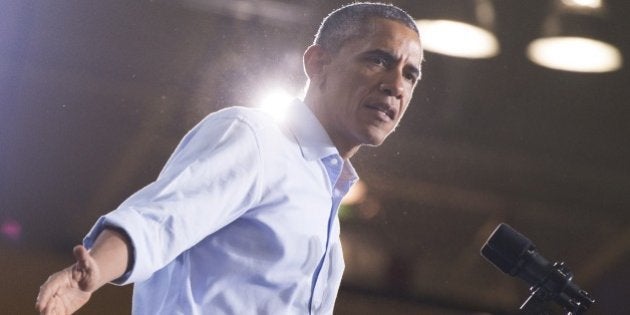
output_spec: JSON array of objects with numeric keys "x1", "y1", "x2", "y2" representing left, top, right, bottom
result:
[
  {"x1": 333, "y1": 189, "x2": 342, "y2": 197},
  {"x1": 329, "y1": 158, "x2": 339, "y2": 165}
]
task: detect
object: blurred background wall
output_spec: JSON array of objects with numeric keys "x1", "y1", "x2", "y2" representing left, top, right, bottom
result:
[{"x1": 1, "y1": 0, "x2": 629, "y2": 314}]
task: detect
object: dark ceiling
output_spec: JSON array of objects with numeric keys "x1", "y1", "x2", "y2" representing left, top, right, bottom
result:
[{"x1": 1, "y1": 0, "x2": 629, "y2": 314}]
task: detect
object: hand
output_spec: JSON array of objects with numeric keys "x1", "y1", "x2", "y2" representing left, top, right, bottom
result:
[{"x1": 36, "y1": 245, "x2": 102, "y2": 315}]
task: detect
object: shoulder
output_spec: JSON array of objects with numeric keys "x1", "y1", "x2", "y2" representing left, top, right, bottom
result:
[
  {"x1": 182, "y1": 106, "x2": 288, "y2": 152},
  {"x1": 200, "y1": 106, "x2": 276, "y2": 131},
  {"x1": 164, "y1": 107, "x2": 275, "y2": 170}
]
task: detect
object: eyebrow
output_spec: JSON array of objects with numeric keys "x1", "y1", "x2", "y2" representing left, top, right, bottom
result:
[{"x1": 363, "y1": 49, "x2": 421, "y2": 78}]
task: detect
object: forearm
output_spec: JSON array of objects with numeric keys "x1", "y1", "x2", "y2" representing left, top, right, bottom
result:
[{"x1": 88, "y1": 227, "x2": 133, "y2": 288}]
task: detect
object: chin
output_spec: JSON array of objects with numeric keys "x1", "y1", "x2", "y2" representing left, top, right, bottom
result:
[
  {"x1": 356, "y1": 125, "x2": 393, "y2": 147},
  {"x1": 362, "y1": 134, "x2": 388, "y2": 147}
]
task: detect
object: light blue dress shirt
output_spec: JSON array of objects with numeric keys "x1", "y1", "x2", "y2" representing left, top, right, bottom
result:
[{"x1": 84, "y1": 100, "x2": 358, "y2": 314}]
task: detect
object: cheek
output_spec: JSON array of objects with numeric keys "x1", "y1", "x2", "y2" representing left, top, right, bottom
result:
[
  {"x1": 334, "y1": 74, "x2": 370, "y2": 102},
  {"x1": 350, "y1": 71, "x2": 380, "y2": 97},
  {"x1": 336, "y1": 63, "x2": 374, "y2": 85},
  {"x1": 324, "y1": 65, "x2": 379, "y2": 109}
]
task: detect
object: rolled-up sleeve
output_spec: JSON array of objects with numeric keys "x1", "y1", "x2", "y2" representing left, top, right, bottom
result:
[{"x1": 84, "y1": 110, "x2": 265, "y2": 285}]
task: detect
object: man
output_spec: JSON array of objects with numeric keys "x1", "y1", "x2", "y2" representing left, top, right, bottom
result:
[{"x1": 36, "y1": 2, "x2": 423, "y2": 314}]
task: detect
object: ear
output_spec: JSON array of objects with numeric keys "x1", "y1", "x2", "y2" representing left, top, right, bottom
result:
[{"x1": 303, "y1": 45, "x2": 331, "y2": 81}]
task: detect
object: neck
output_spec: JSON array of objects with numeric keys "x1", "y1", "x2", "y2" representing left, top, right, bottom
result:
[{"x1": 303, "y1": 92, "x2": 361, "y2": 160}]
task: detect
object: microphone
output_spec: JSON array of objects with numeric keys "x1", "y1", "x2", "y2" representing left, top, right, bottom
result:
[{"x1": 480, "y1": 223, "x2": 595, "y2": 314}]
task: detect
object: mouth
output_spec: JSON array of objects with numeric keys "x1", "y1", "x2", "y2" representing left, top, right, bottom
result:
[{"x1": 365, "y1": 102, "x2": 396, "y2": 121}]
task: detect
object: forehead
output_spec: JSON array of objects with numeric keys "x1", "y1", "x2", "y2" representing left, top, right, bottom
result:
[{"x1": 343, "y1": 18, "x2": 423, "y2": 64}]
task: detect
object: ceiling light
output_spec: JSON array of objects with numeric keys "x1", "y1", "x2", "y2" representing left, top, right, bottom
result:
[
  {"x1": 414, "y1": 0, "x2": 499, "y2": 59},
  {"x1": 416, "y1": 19, "x2": 499, "y2": 59},
  {"x1": 527, "y1": 0, "x2": 622, "y2": 73},
  {"x1": 561, "y1": 0, "x2": 602, "y2": 9},
  {"x1": 527, "y1": 37, "x2": 622, "y2": 73}
]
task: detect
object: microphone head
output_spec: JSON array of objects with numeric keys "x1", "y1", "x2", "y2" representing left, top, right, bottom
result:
[
  {"x1": 481, "y1": 223, "x2": 535, "y2": 276},
  {"x1": 480, "y1": 223, "x2": 596, "y2": 312}
]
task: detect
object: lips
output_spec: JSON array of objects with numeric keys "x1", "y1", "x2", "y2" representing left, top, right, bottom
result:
[{"x1": 365, "y1": 102, "x2": 396, "y2": 121}]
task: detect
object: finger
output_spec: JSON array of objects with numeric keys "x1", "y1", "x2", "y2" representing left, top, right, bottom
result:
[
  {"x1": 39, "y1": 298, "x2": 54, "y2": 315},
  {"x1": 41, "y1": 299, "x2": 59, "y2": 315},
  {"x1": 36, "y1": 274, "x2": 60, "y2": 313}
]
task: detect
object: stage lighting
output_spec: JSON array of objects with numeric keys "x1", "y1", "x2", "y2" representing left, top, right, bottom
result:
[
  {"x1": 526, "y1": 0, "x2": 622, "y2": 73},
  {"x1": 562, "y1": 0, "x2": 602, "y2": 9},
  {"x1": 256, "y1": 88, "x2": 294, "y2": 122},
  {"x1": 415, "y1": 0, "x2": 499, "y2": 59}
]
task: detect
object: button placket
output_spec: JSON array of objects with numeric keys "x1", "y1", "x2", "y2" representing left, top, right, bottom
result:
[{"x1": 310, "y1": 154, "x2": 345, "y2": 313}]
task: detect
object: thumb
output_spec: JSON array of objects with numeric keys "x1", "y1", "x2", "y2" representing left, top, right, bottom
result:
[
  {"x1": 71, "y1": 245, "x2": 99, "y2": 291},
  {"x1": 73, "y1": 245, "x2": 91, "y2": 269}
]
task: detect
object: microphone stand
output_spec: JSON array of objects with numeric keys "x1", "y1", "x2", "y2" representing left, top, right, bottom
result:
[
  {"x1": 518, "y1": 261, "x2": 594, "y2": 315},
  {"x1": 480, "y1": 223, "x2": 596, "y2": 315},
  {"x1": 519, "y1": 289, "x2": 553, "y2": 315}
]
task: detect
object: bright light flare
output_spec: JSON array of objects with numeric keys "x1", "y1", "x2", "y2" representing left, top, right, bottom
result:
[
  {"x1": 1, "y1": 218, "x2": 22, "y2": 241},
  {"x1": 416, "y1": 19, "x2": 500, "y2": 59},
  {"x1": 341, "y1": 180, "x2": 367, "y2": 205},
  {"x1": 256, "y1": 88, "x2": 294, "y2": 122},
  {"x1": 562, "y1": 0, "x2": 602, "y2": 9},
  {"x1": 527, "y1": 37, "x2": 622, "y2": 73}
]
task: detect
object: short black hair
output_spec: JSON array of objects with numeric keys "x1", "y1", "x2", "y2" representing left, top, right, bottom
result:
[{"x1": 314, "y1": 2, "x2": 419, "y2": 54}]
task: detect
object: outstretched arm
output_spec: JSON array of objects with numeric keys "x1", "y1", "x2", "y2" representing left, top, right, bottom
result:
[{"x1": 36, "y1": 228, "x2": 132, "y2": 315}]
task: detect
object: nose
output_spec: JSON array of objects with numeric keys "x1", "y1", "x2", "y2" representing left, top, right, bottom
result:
[{"x1": 379, "y1": 69, "x2": 405, "y2": 99}]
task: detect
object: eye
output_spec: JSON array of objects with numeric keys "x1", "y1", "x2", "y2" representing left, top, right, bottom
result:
[
  {"x1": 363, "y1": 52, "x2": 393, "y2": 68},
  {"x1": 368, "y1": 55, "x2": 388, "y2": 67},
  {"x1": 405, "y1": 67, "x2": 422, "y2": 84},
  {"x1": 404, "y1": 71, "x2": 418, "y2": 84}
]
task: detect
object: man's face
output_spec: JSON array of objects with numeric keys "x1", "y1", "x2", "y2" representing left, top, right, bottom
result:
[{"x1": 316, "y1": 18, "x2": 423, "y2": 152}]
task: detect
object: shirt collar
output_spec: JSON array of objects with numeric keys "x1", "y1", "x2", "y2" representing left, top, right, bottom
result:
[
  {"x1": 286, "y1": 99, "x2": 359, "y2": 183},
  {"x1": 286, "y1": 99, "x2": 339, "y2": 161}
]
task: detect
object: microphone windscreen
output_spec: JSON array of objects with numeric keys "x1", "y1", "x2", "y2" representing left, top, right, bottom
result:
[{"x1": 480, "y1": 223, "x2": 534, "y2": 275}]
